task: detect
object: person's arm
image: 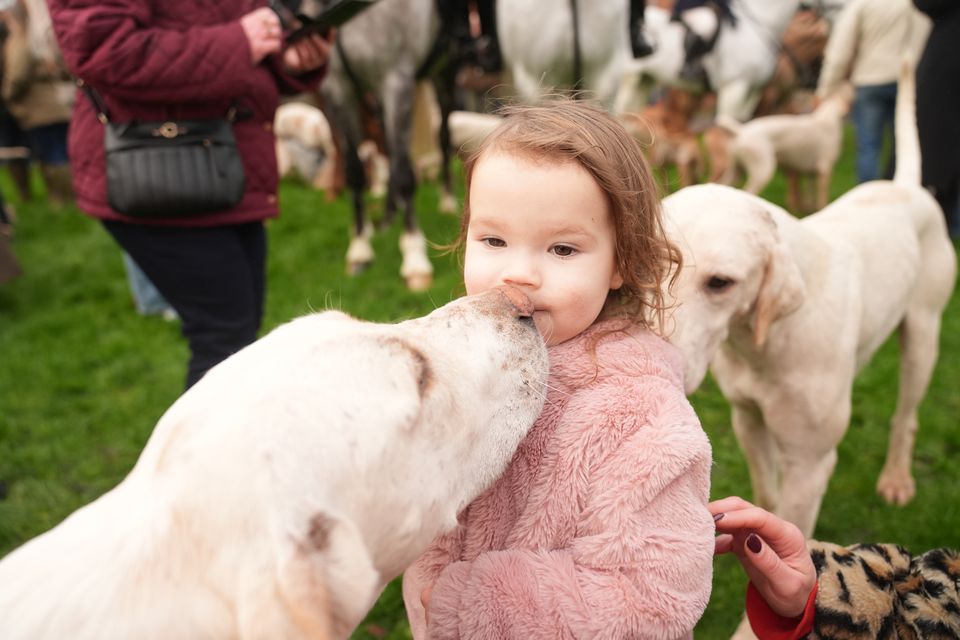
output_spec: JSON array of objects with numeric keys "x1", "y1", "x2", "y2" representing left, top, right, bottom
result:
[
  {"x1": 46, "y1": 0, "x2": 270, "y2": 103},
  {"x1": 816, "y1": 0, "x2": 861, "y2": 98},
  {"x1": 425, "y1": 387, "x2": 714, "y2": 639},
  {"x1": 710, "y1": 497, "x2": 816, "y2": 639}
]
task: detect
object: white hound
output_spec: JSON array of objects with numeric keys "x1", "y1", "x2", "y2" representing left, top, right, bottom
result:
[
  {"x1": 0, "y1": 287, "x2": 548, "y2": 640},
  {"x1": 663, "y1": 63, "x2": 956, "y2": 539}
]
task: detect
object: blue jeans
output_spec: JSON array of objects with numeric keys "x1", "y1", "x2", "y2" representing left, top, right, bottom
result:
[
  {"x1": 122, "y1": 252, "x2": 175, "y2": 317},
  {"x1": 26, "y1": 122, "x2": 70, "y2": 165},
  {"x1": 852, "y1": 82, "x2": 897, "y2": 183}
]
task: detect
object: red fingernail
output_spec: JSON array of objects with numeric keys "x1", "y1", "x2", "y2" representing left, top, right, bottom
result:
[
  {"x1": 746, "y1": 533, "x2": 762, "y2": 553},
  {"x1": 713, "y1": 513, "x2": 724, "y2": 522}
]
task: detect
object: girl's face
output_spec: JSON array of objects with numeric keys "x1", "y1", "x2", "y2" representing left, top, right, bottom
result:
[{"x1": 464, "y1": 152, "x2": 623, "y2": 346}]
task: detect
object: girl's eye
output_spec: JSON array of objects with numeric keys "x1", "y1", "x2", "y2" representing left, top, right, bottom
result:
[
  {"x1": 551, "y1": 244, "x2": 577, "y2": 257},
  {"x1": 482, "y1": 237, "x2": 506, "y2": 248}
]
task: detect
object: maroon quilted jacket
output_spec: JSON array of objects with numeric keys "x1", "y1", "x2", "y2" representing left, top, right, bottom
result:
[{"x1": 47, "y1": 0, "x2": 324, "y2": 226}]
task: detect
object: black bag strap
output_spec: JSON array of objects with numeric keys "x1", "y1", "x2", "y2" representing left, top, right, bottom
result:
[
  {"x1": 77, "y1": 78, "x2": 111, "y2": 124},
  {"x1": 77, "y1": 79, "x2": 240, "y2": 124}
]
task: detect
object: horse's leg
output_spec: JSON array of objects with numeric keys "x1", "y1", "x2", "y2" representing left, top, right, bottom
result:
[
  {"x1": 383, "y1": 68, "x2": 433, "y2": 291},
  {"x1": 322, "y1": 88, "x2": 374, "y2": 275},
  {"x1": 432, "y1": 58, "x2": 459, "y2": 215},
  {"x1": 716, "y1": 78, "x2": 762, "y2": 124},
  {"x1": 613, "y1": 71, "x2": 651, "y2": 115}
]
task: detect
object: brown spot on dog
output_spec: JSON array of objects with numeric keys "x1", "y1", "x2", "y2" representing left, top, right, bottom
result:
[
  {"x1": 307, "y1": 512, "x2": 334, "y2": 551},
  {"x1": 377, "y1": 336, "x2": 433, "y2": 398},
  {"x1": 409, "y1": 347, "x2": 432, "y2": 397}
]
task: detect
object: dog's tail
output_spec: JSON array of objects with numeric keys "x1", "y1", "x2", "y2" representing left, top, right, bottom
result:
[{"x1": 893, "y1": 57, "x2": 921, "y2": 186}]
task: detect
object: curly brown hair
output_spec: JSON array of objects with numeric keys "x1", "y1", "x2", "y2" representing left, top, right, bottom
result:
[{"x1": 453, "y1": 98, "x2": 682, "y2": 334}]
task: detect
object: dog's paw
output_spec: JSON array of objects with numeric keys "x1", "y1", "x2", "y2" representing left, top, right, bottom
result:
[{"x1": 876, "y1": 469, "x2": 916, "y2": 506}]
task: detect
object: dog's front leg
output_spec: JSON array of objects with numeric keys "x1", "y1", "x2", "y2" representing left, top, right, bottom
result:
[
  {"x1": 815, "y1": 170, "x2": 831, "y2": 212},
  {"x1": 238, "y1": 515, "x2": 380, "y2": 640},
  {"x1": 776, "y1": 447, "x2": 838, "y2": 538},
  {"x1": 765, "y1": 393, "x2": 850, "y2": 537},
  {"x1": 730, "y1": 403, "x2": 779, "y2": 512}
]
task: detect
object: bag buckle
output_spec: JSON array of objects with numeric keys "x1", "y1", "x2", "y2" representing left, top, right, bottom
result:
[{"x1": 154, "y1": 122, "x2": 183, "y2": 138}]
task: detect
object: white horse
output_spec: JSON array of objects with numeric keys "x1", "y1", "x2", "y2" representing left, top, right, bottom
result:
[
  {"x1": 618, "y1": 0, "x2": 804, "y2": 121},
  {"x1": 497, "y1": 0, "x2": 801, "y2": 122},
  {"x1": 305, "y1": 0, "x2": 445, "y2": 291},
  {"x1": 496, "y1": 0, "x2": 630, "y2": 106}
]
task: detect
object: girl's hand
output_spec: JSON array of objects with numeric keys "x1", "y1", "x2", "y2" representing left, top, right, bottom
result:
[
  {"x1": 240, "y1": 7, "x2": 283, "y2": 65},
  {"x1": 710, "y1": 496, "x2": 816, "y2": 618},
  {"x1": 282, "y1": 30, "x2": 334, "y2": 73}
]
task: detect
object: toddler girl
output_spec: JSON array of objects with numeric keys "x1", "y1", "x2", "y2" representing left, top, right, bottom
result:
[{"x1": 403, "y1": 99, "x2": 714, "y2": 639}]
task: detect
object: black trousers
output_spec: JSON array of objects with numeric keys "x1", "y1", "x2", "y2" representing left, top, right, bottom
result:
[{"x1": 103, "y1": 220, "x2": 266, "y2": 390}]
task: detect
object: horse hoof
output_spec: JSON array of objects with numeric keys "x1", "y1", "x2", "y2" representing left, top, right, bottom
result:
[
  {"x1": 439, "y1": 192, "x2": 458, "y2": 215},
  {"x1": 405, "y1": 274, "x2": 432, "y2": 291}
]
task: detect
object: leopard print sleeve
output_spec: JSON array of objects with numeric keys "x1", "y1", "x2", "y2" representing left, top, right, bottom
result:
[
  {"x1": 804, "y1": 541, "x2": 960, "y2": 640},
  {"x1": 897, "y1": 548, "x2": 960, "y2": 639}
]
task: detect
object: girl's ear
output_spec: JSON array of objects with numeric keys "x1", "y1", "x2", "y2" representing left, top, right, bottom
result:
[{"x1": 609, "y1": 269, "x2": 624, "y2": 290}]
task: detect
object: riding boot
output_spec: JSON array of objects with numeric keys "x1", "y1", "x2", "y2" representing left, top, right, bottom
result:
[
  {"x1": 474, "y1": 34, "x2": 502, "y2": 73},
  {"x1": 474, "y1": 0, "x2": 503, "y2": 72},
  {"x1": 629, "y1": 0, "x2": 654, "y2": 58},
  {"x1": 679, "y1": 28, "x2": 710, "y2": 84}
]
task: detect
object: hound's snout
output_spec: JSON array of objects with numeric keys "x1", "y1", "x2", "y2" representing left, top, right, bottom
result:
[{"x1": 493, "y1": 285, "x2": 534, "y2": 318}]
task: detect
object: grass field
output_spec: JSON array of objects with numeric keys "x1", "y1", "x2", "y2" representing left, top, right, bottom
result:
[{"x1": 0, "y1": 128, "x2": 958, "y2": 639}]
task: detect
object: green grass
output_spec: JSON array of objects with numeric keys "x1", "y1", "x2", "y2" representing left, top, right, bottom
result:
[{"x1": 0, "y1": 127, "x2": 958, "y2": 639}]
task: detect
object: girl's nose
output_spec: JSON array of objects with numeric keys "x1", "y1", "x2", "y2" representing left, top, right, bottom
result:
[{"x1": 500, "y1": 254, "x2": 540, "y2": 289}]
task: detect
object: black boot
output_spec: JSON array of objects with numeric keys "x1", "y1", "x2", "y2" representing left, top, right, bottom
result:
[
  {"x1": 630, "y1": 22, "x2": 655, "y2": 58},
  {"x1": 679, "y1": 28, "x2": 710, "y2": 83},
  {"x1": 629, "y1": 0, "x2": 654, "y2": 58}
]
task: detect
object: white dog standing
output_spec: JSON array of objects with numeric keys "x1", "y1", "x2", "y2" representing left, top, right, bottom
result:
[
  {"x1": 722, "y1": 83, "x2": 855, "y2": 213},
  {"x1": 663, "y1": 62, "x2": 956, "y2": 540},
  {"x1": 0, "y1": 287, "x2": 548, "y2": 640},
  {"x1": 275, "y1": 101, "x2": 337, "y2": 191}
]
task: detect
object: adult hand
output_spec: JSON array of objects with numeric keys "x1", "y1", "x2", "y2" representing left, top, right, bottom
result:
[
  {"x1": 710, "y1": 496, "x2": 816, "y2": 619},
  {"x1": 282, "y1": 30, "x2": 334, "y2": 74},
  {"x1": 240, "y1": 7, "x2": 283, "y2": 65}
]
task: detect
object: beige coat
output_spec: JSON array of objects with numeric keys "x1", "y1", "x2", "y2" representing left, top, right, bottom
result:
[
  {"x1": 1, "y1": 1, "x2": 72, "y2": 129},
  {"x1": 817, "y1": 0, "x2": 929, "y2": 96}
]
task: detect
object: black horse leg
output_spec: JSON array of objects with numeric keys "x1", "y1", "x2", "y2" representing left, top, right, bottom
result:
[{"x1": 432, "y1": 59, "x2": 459, "y2": 214}]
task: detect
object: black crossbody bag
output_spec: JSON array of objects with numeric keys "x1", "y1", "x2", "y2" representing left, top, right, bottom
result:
[{"x1": 80, "y1": 80, "x2": 246, "y2": 218}]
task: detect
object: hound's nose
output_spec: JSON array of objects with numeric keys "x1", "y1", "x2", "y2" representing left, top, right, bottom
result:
[{"x1": 493, "y1": 285, "x2": 534, "y2": 318}]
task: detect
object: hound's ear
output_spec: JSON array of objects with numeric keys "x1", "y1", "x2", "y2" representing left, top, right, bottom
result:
[{"x1": 752, "y1": 220, "x2": 806, "y2": 348}]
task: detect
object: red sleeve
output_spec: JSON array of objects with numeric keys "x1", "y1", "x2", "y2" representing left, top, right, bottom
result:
[{"x1": 745, "y1": 581, "x2": 817, "y2": 640}]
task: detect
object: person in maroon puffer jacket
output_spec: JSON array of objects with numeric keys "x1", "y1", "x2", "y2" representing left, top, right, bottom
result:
[{"x1": 47, "y1": 0, "x2": 331, "y2": 390}]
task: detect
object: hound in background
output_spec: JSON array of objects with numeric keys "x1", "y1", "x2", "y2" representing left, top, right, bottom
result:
[
  {"x1": 0, "y1": 287, "x2": 548, "y2": 640},
  {"x1": 621, "y1": 87, "x2": 705, "y2": 188},
  {"x1": 275, "y1": 101, "x2": 337, "y2": 191},
  {"x1": 663, "y1": 62, "x2": 956, "y2": 548},
  {"x1": 723, "y1": 83, "x2": 854, "y2": 214},
  {"x1": 447, "y1": 109, "x2": 503, "y2": 157}
]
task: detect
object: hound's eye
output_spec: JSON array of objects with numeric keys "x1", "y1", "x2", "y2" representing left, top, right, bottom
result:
[{"x1": 705, "y1": 276, "x2": 735, "y2": 292}]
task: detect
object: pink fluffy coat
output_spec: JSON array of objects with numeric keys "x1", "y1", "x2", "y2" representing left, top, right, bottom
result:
[{"x1": 403, "y1": 319, "x2": 715, "y2": 639}]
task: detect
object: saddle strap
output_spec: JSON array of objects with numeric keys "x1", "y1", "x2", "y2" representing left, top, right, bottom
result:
[{"x1": 569, "y1": 0, "x2": 582, "y2": 93}]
